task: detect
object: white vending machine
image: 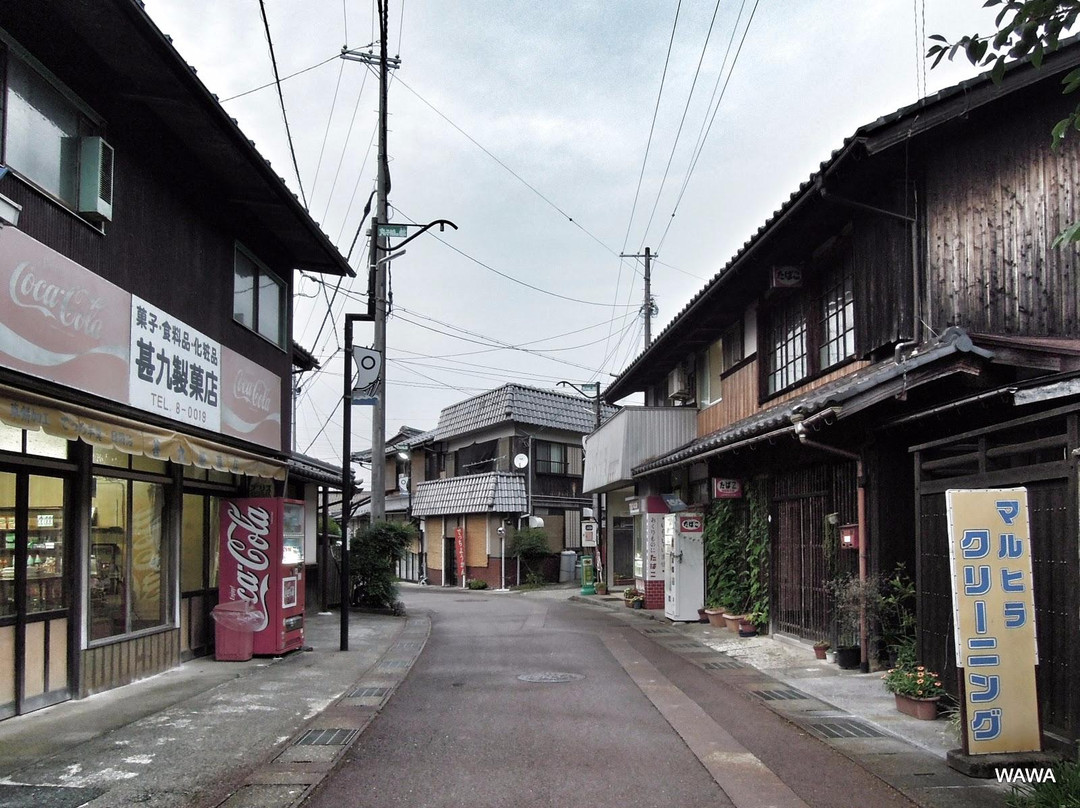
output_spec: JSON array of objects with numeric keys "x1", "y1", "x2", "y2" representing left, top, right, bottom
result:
[{"x1": 663, "y1": 512, "x2": 705, "y2": 622}]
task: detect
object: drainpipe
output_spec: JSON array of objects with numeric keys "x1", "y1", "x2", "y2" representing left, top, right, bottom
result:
[{"x1": 790, "y1": 413, "x2": 870, "y2": 673}]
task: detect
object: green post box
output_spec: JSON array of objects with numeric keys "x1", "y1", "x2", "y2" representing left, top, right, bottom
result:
[{"x1": 580, "y1": 554, "x2": 595, "y2": 595}]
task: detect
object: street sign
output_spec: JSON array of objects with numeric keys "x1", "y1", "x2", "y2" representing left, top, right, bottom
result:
[{"x1": 377, "y1": 223, "x2": 408, "y2": 239}]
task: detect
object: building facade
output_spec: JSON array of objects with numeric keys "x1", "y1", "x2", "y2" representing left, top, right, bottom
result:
[{"x1": 0, "y1": 2, "x2": 351, "y2": 719}]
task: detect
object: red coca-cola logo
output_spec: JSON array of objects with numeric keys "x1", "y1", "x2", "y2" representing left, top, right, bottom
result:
[
  {"x1": 234, "y1": 370, "x2": 272, "y2": 413},
  {"x1": 8, "y1": 261, "x2": 107, "y2": 340},
  {"x1": 224, "y1": 502, "x2": 271, "y2": 631}
]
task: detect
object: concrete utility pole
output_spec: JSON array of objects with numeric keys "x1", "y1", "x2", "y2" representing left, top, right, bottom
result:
[
  {"x1": 371, "y1": 3, "x2": 390, "y2": 523},
  {"x1": 620, "y1": 248, "x2": 657, "y2": 347}
]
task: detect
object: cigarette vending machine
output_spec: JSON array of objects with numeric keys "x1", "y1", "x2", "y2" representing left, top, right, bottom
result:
[
  {"x1": 219, "y1": 498, "x2": 305, "y2": 655},
  {"x1": 663, "y1": 512, "x2": 704, "y2": 622}
]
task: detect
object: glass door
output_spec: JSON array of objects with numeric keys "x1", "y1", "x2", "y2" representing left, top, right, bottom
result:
[{"x1": 0, "y1": 471, "x2": 71, "y2": 719}]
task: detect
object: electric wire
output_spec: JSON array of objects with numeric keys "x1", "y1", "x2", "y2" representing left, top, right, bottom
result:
[
  {"x1": 257, "y1": 0, "x2": 309, "y2": 209},
  {"x1": 320, "y1": 63, "x2": 371, "y2": 226},
  {"x1": 219, "y1": 54, "x2": 340, "y2": 103},
  {"x1": 310, "y1": 58, "x2": 347, "y2": 208},
  {"x1": 637, "y1": 0, "x2": 724, "y2": 248}
]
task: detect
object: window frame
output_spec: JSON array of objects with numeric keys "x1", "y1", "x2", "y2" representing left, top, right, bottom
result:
[
  {"x1": 534, "y1": 441, "x2": 569, "y2": 475},
  {"x1": 233, "y1": 243, "x2": 287, "y2": 350},
  {"x1": 0, "y1": 32, "x2": 107, "y2": 223}
]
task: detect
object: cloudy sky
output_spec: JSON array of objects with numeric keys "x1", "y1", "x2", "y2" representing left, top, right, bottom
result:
[{"x1": 144, "y1": 0, "x2": 999, "y2": 485}]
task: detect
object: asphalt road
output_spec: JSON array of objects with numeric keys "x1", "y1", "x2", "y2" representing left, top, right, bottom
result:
[{"x1": 302, "y1": 588, "x2": 919, "y2": 808}]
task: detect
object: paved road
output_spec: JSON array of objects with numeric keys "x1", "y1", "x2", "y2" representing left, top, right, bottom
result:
[{"x1": 302, "y1": 588, "x2": 918, "y2": 808}]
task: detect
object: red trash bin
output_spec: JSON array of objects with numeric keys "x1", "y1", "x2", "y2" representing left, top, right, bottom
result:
[{"x1": 211, "y1": 600, "x2": 263, "y2": 661}]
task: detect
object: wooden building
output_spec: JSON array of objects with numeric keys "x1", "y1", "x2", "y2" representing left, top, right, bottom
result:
[
  {"x1": 587, "y1": 42, "x2": 1080, "y2": 755},
  {"x1": 0, "y1": 2, "x2": 351, "y2": 718}
]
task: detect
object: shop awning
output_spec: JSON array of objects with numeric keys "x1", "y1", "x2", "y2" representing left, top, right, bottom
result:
[{"x1": 0, "y1": 385, "x2": 286, "y2": 480}]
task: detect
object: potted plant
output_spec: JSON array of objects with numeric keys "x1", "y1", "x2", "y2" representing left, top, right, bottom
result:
[
  {"x1": 595, "y1": 580, "x2": 608, "y2": 595},
  {"x1": 703, "y1": 597, "x2": 727, "y2": 627},
  {"x1": 813, "y1": 640, "x2": 830, "y2": 660},
  {"x1": 826, "y1": 572, "x2": 884, "y2": 670},
  {"x1": 623, "y1": 587, "x2": 644, "y2": 608},
  {"x1": 738, "y1": 610, "x2": 764, "y2": 637},
  {"x1": 881, "y1": 660, "x2": 946, "y2": 720}
]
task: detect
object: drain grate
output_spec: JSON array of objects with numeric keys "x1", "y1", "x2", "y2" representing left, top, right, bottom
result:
[
  {"x1": 640, "y1": 628, "x2": 674, "y2": 635},
  {"x1": 296, "y1": 728, "x2": 360, "y2": 746},
  {"x1": 347, "y1": 686, "x2": 390, "y2": 699},
  {"x1": 752, "y1": 688, "x2": 809, "y2": 701},
  {"x1": 807, "y1": 719, "x2": 887, "y2": 740},
  {"x1": 700, "y1": 658, "x2": 744, "y2": 669},
  {"x1": 394, "y1": 641, "x2": 424, "y2": 650},
  {"x1": 517, "y1": 672, "x2": 586, "y2": 684},
  {"x1": 378, "y1": 660, "x2": 410, "y2": 669},
  {"x1": 669, "y1": 641, "x2": 704, "y2": 648}
]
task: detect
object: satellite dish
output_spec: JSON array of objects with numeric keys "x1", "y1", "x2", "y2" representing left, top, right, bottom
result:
[{"x1": 513, "y1": 453, "x2": 529, "y2": 469}]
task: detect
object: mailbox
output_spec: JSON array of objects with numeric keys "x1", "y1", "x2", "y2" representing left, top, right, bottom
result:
[{"x1": 840, "y1": 523, "x2": 860, "y2": 550}]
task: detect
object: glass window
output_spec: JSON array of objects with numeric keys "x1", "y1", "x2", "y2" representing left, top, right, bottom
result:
[
  {"x1": 1, "y1": 472, "x2": 14, "y2": 619},
  {"x1": 535, "y1": 441, "x2": 568, "y2": 474},
  {"x1": 765, "y1": 301, "x2": 808, "y2": 395},
  {"x1": 92, "y1": 445, "x2": 129, "y2": 468},
  {"x1": 181, "y1": 493, "x2": 221, "y2": 593},
  {"x1": 819, "y1": 259, "x2": 855, "y2": 369},
  {"x1": 234, "y1": 246, "x2": 285, "y2": 348},
  {"x1": 0, "y1": 423, "x2": 21, "y2": 453},
  {"x1": 25, "y1": 430, "x2": 67, "y2": 459},
  {"x1": 90, "y1": 476, "x2": 167, "y2": 640}
]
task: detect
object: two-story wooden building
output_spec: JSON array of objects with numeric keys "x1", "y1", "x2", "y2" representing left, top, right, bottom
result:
[
  {"x1": 411, "y1": 384, "x2": 615, "y2": 587},
  {"x1": 0, "y1": 1, "x2": 352, "y2": 719},
  {"x1": 586, "y1": 43, "x2": 1080, "y2": 755}
]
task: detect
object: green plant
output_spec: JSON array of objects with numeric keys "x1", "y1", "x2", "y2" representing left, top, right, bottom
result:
[
  {"x1": 510, "y1": 526, "x2": 552, "y2": 581},
  {"x1": 623, "y1": 586, "x2": 643, "y2": 602},
  {"x1": 744, "y1": 481, "x2": 770, "y2": 627},
  {"x1": 881, "y1": 663, "x2": 946, "y2": 699},
  {"x1": 827, "y1": 572, "x2": 884, "y2": 647},
  {"x1": 813, "y1": 640, "x2": 830, "y2": 651},
  {"x1": 880, "y1": 562, "x2": 917, "y2": 657},
  {"x1": 349, "y1": 520, "x2": 415, "y2": 608},
  {"x1": 1005, "y1": 760, "x2": 1080, "y2": 808},
  {"x1": 466, "y1": 579, "x2": 489, "y2": 590},
  {"x1": 524, "y1": 571, "x2": 545, "y2": 587}
]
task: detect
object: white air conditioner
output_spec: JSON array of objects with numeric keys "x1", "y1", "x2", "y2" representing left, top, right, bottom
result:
[
  {"x1": 667, "y1": 365, "x2": 691, "y2": 401},
  {"x1": 78, "y1": 136, "x2": 114, "y2": 222}
]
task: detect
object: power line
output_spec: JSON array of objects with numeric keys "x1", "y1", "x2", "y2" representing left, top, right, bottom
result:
[
  {"x1": 219, "y1": 54, "x2": 340, "y2": 103},
  {"x1": 257, "y1": 0, "x2": 309, "y2": 209},
  {"x1": 310, "y1": 59, "x2": 347, "y2": 208}
]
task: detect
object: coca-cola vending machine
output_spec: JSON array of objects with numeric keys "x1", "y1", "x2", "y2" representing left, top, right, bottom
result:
[{"x1": 219, "y1": 498, "x2": 305, "y2": 655}]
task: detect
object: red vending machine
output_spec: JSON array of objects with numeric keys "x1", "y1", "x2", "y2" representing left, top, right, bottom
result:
[{"x1": 219, "y1": 498, "x2": 305, "y2": 655}]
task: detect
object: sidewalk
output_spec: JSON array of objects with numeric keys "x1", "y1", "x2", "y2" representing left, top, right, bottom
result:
[
  {"x1": 572, "y1": 591, "x2": 1013, "y2": 808},
  {"x1": 0, "y1": 609, "x2": 426, "y2": 808}
]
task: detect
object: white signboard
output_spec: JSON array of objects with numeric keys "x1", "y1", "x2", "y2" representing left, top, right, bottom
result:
[
  {"x1": 130, "y1": 296, "x2": 221, "y2": 431},
  {"x1": 581, "y1": 520, "x2": 597, "y2": 548}
]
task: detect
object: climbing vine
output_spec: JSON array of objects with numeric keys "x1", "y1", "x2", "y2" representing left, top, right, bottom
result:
[
  {"x1": 703, "y1": 478, "x2": 771, "y2": 627},
  {"x1": 744, "y1": 480, "x2": 770, "y2": 627}
]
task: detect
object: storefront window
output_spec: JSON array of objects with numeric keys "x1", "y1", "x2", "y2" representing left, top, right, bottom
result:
[
  {"x1": 24, "y1": 431, "x2": 67, "y2": 459},
  {"x1": 181, "y1": 494, "x2": 221, "y2": 593},
  {"x1": 90, "y1": 476, "x2": 167, "y2": 641},
  {"x1": 0, "y1": 423, "x2": 21, "y2": 453}
]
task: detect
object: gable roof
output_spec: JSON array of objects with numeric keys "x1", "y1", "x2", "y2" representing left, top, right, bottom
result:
[
  {"x1": 605, "y1": 35, "x2": 1080, "y2": 402},
  {"x1": 431, "y1": 384, "x2": 618, "y2": 441}
]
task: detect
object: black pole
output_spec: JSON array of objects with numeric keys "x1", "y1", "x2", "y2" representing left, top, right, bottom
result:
[{"x1": 340, "y1": 317, "x2": 353, "y2": 651}]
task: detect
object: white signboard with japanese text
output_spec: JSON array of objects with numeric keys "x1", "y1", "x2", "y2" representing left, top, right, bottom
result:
[
  {"x1": 946, "y1": 488, "x2": 1041, "y2": 755},
  {"x1": 129, "y1": 296, "x2": 221, "y2": 432}
]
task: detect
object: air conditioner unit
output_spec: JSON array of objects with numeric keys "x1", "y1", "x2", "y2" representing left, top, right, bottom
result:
[
  {"x1": 78, "y1": 136, "x2": 114, "y2": 222},
  {"x1": 667, "y1": 365, "x2": 691, "y2": 401}
]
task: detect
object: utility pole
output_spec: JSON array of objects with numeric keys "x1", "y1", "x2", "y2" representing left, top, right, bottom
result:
[
  {"x1": 371, "y1": 2, "x2": 390, "y2": 524},
  {"x1": 620, "y1": 248, "x2": 657, "y2": 348}
]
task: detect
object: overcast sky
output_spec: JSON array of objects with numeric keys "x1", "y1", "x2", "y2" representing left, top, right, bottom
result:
[{"x1": 144, "y1": 1, "x2": 1000, "y2": 486}]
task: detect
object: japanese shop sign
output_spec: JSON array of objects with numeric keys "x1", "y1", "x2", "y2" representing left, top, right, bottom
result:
[
  {"x1": 946, "y1": 489, "x2": 1041, "y2": 755},
  {"x1": 454, "y1": 527, "x2": 466, "y2": 580},
  {"x1": 130, "y1": 296, "x2": 221, "y2": 433},
  {"x1": 712, "y1": 478, "x2": 742, "y2": 499},
  {"x1": 0, "y1": 227, "x2": 130, "y2": 401}
]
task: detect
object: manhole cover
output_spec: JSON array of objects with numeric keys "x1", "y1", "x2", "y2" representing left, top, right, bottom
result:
[{"x1": 517, "y1": 672, "x2": 585, "y2": 683}]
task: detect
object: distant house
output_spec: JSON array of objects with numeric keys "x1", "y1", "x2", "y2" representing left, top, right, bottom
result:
[
  {"x1": 410, "y1": 384, "x2": 615, "y2": 587},
  {"x1": 586, "y1": 41, "x2": 1080, "y2": 754}
]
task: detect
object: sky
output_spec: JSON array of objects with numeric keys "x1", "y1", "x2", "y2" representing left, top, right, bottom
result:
[{"x1": 143, "y1": 0, "x2": 1001, "y2": 487}]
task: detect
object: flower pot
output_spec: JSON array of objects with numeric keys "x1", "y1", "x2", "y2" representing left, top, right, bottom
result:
[
  {"x1": 697, "y1": 608, "x2": 708, "y2": 624},
  {"x1": 595, "y1": 583, "x2": 608, "y2": 595},
  {"x1": 723, "y1": 613, "x2": 746, "y2": 632},
  {"x1": 704, "y1": 609, "x2": 726, "y2": 628},
  {"x1": 894, "y1": 694, "x2": 940, "y2": 720},
  {"x1": 632, "y1": 600, "x2": 643, "y2": 609},
  {"x1": 737, "y1": 620, "x2": 757, "y2": 637},
  {"x1": 835, "y1": 646, "x2": 861, "y2": 669},
  {"x1": 813, "y1": 645, "x2": 829, "y2": 660}
]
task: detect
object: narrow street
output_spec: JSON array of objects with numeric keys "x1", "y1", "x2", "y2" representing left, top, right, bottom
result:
[{"x1": 304, "y1": 588, "x2": 921, "y2": 808}]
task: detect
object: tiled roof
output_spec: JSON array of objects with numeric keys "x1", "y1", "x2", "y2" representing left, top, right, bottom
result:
[
  {"x1": 411, "y1": 472, "x2": 527, "y2": 517},
  {"x1": 288, "y1": 452, "x2": 342, "y2": 486},
  {"x1": 633, "y1": 328, "x2": 994, "y2": 475},
  {"x1": 353, "y1": 425, "x2": 426, "y2": 462},
  {"x1": 432, "y1": 384, "x2": 618, "y2": 441}
]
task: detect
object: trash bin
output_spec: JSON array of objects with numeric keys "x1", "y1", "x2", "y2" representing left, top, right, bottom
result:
[
  {"x1": 559, "y1": 550, "x2": 577, "y2": 583},
  {"x1": 211, "y1": 600, "x2": 263, "y2": 661}
]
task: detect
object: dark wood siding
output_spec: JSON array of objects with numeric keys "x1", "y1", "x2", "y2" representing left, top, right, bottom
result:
[
  {"x1": 852, "y1": 206, "x2": 914, "y2": 352},
  {"x1": 924, "y1": 82, "x2": 1080, "y2": 338}
]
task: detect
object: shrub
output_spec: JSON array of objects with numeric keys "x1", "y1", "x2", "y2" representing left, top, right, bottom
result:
[
  {"x1": 466, "y1": 579, "x2": 489, "y2": 590},
  {"x1": 349, "y1": 521, "x2": 415, "y2": 608},
  {"x1": 881, "y1": 663, "x2": 946, "y2": 699},
  {"x1": 1005, "y1": 760, "x2": 1080, "y2": 808}
]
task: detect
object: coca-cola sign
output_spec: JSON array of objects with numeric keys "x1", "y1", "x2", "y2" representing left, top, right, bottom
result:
[
  {"x1": 222, "y1": 502, "x2": 272, "y2": 632},
  {"x1": 0, "y1": 227, "x2": 130, "y2": 400},
  {"x1": 221, "y1": 348, "x2": 281, "y2": 451}
]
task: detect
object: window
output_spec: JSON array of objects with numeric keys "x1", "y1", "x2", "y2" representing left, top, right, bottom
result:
[
  {"x1": 765, "y1": 300, "x2": 808, "y2": 395},
  {"x1": 1, "y1": 39, "x2": 106, "y2": 215},
  {"x1": 818, "y1": 259, "x2": 855, "y2": 370},
  {"x1": 234, "y1": 246, "x2": 285, "y2": 348},
  {"x1": 90, "y1": 477, "x2": 169, "y2": 641},
  {"x1": 181, "y1": 493, "x2": 221, "y2": 595},
  {"x1": 721, "y1": 320, "x2": 744, "y2": 372},
  {"x1": 535, "y1": 441, "x2": 568, "y2": 474}
]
